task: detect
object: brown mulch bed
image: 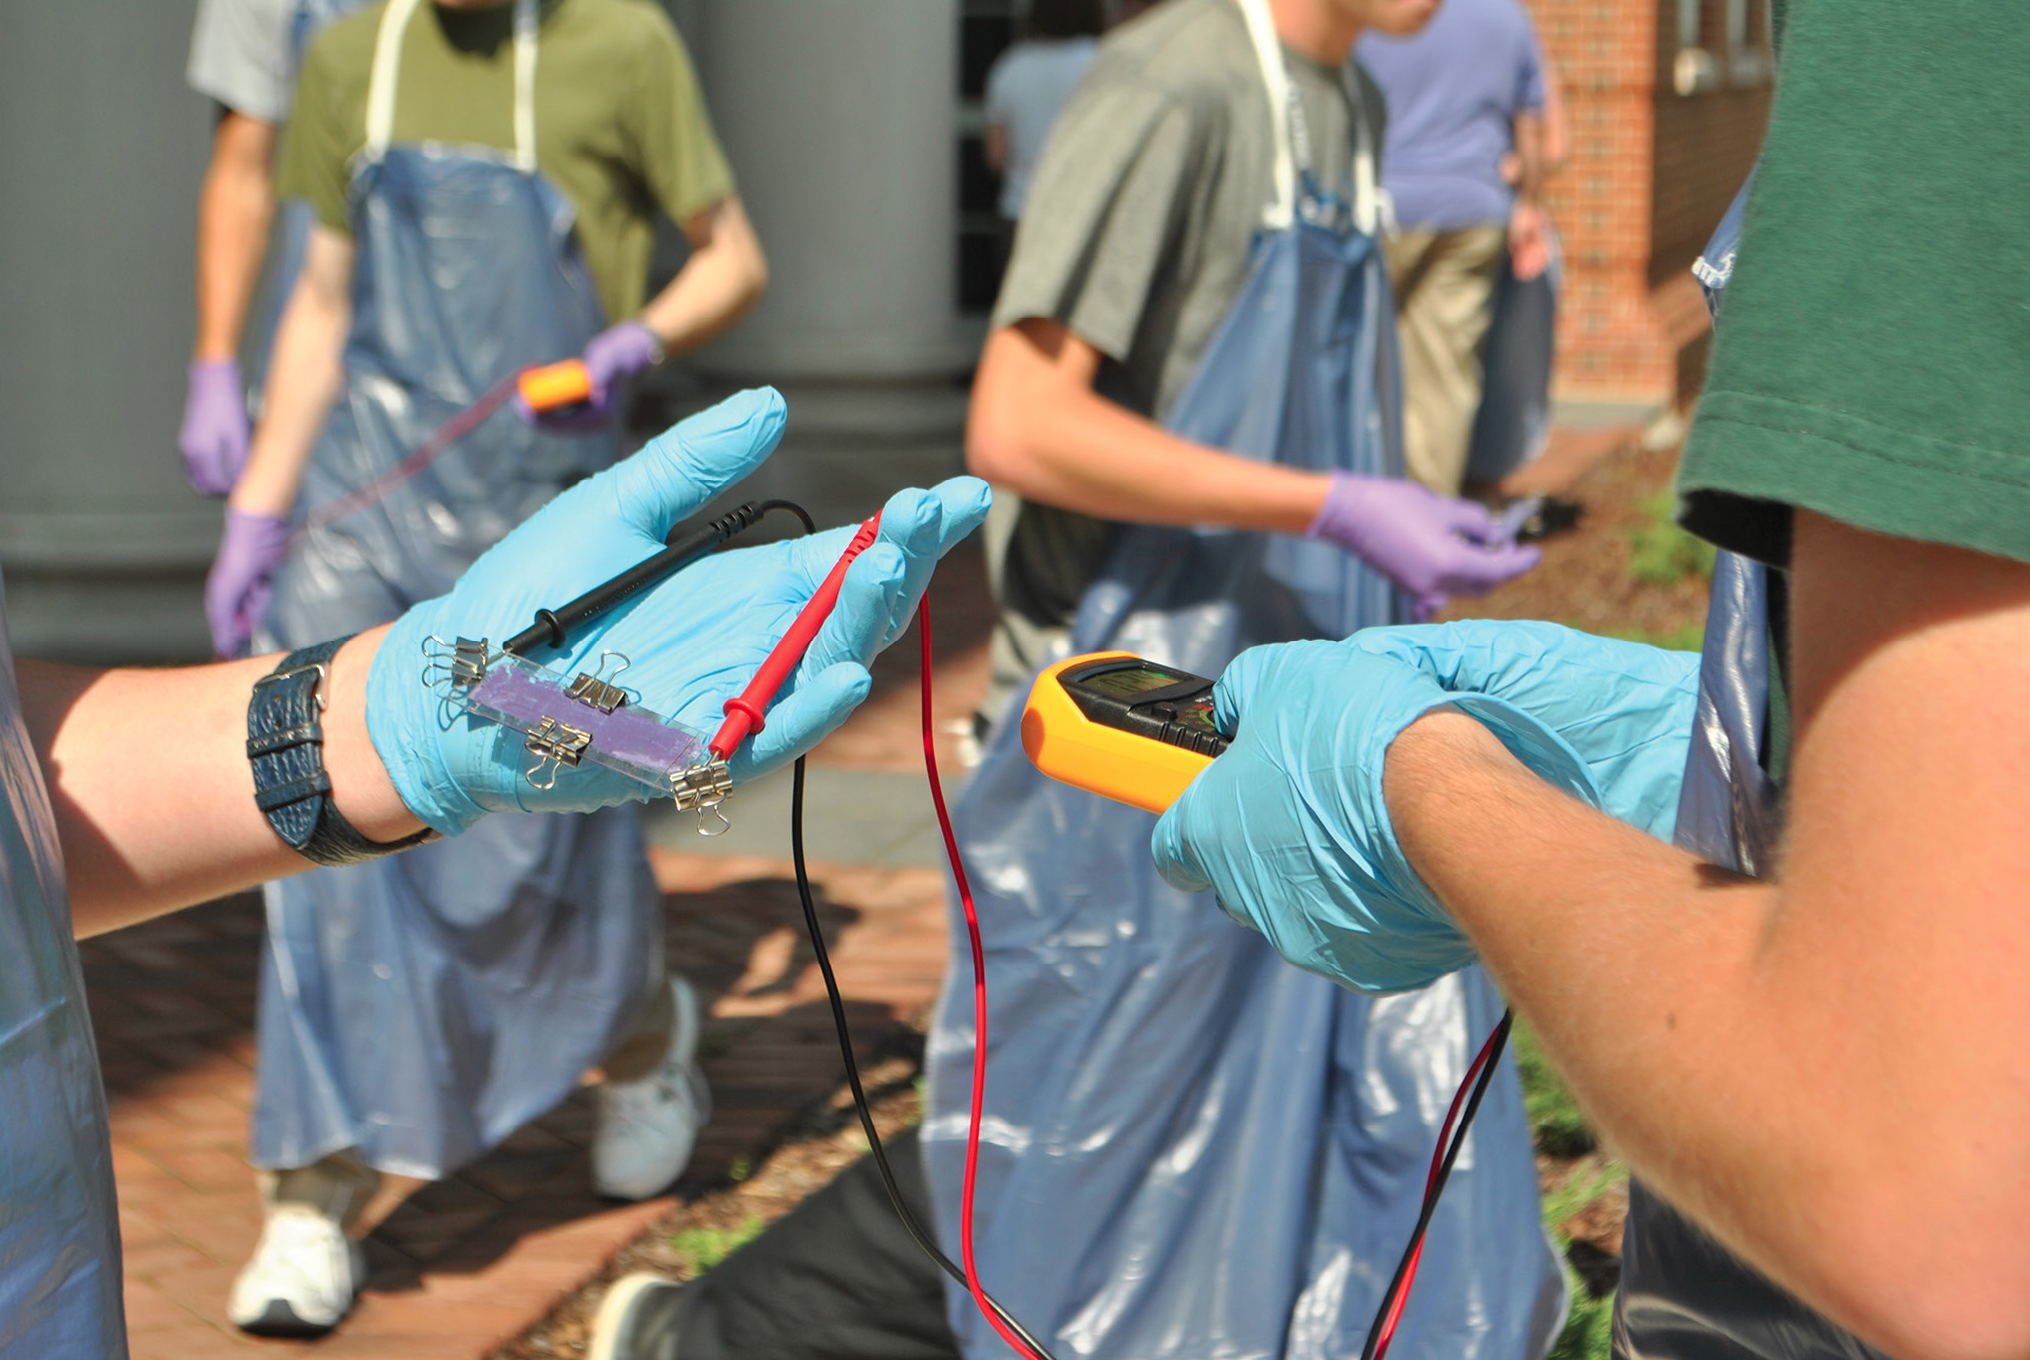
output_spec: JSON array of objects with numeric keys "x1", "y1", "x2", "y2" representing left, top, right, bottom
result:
[{"x1": 1444, "y1": 432, "x2": 1709, "y2": 644}]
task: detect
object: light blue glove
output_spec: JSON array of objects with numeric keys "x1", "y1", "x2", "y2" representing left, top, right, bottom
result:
[
  {"x1": 367, "y1": 387, "x2": 992, "y2": 835},
  {"x1": 1151, "y1": 624, "x2": 1702, "y2": 993},
  {"x1": 1150, "y1": 639, "x2": 1601, "y2": 994},
  {"x1": 1348, "y1": 621, "x2": 1700, "y2": 839}
]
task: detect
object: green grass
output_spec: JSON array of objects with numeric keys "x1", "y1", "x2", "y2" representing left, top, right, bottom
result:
[
  {"x1": 668, "y1": 1214, "x2": 765, "y2": 1275},
  {"x1": 1626, "y1": 491, "x2": 1717, "y2": 588},
  {"x1": 1548, "y1": 1284, "x2": 1616, "y2": 1360},
  {"x1": 1514, "y1": 1019, "x2": 1594, "y2": 1157}
]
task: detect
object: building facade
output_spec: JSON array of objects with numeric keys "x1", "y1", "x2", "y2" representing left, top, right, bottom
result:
[{"x1": 1526, "y1": 0, "x2": 1773, "y2": 405}]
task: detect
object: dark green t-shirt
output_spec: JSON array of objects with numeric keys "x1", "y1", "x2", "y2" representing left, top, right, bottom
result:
[
  {"x1": 278, "y1": 0, "x2": 734, "y2": 324},
  {"x1": 1677, "y1": 0, "x2": 2030, "y2": 569}
]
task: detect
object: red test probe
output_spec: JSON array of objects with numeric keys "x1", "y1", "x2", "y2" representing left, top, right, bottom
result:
[{"x1": 707, "y1": 510, "x2": 884, "y2": 761}]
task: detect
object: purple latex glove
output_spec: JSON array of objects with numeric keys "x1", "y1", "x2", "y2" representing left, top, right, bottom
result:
[
  {"x1": 512, "y1": 321, "x2": 664, "y2": 430},
  {"x1": 206, "y1": 508, "x2": 291, "y2": 659},
  {"x1": 1307, "y1": 473, "x2": 1540, "y2": 621},
  {"x1": 178, "y1": 359, "x2": 251, "y2": 495}
]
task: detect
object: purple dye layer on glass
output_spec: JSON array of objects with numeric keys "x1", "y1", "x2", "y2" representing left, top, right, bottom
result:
[{"x1": 463, "y1": 654, "x2": 707, "y2": 789}]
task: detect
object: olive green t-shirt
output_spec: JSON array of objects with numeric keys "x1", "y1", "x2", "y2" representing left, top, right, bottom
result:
[
  {"x1": 278, "y1": 0, "x2": 734, "y2": 324},
  {"x1": 1677, "y1": 0, "x2": 2030, "y2": 569}
]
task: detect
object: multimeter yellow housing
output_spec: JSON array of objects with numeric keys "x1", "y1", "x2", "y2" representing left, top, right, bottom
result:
[{"x1": 1020, "y1": 652, "x2": 1229, "y2": 814}]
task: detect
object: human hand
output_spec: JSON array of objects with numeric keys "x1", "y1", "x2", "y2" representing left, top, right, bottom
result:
[
  {"x1": 369, "y1": 387, "x2": 992, "y2": 835},
  {"x1": 513, "y1": 321, "x2": 663, "y2": 430},
  {"x1": 1508, "y1": 201, "x2": 1550, "y2": 282},
  {"x1": 1349, "y1": 620, "x2": 1700, "y2": 839},
  {"x1": 179, "y1": 359, "x2": 251, "y2": 495},
  {"x1": 205, "y1": 507, "x2": 291, "y2": 659},
  {"x1": 1307, "y1": 473, "x2": 1540, "y2": 620},
  {"x1": 1150, "y1": 638, "x2": 1599, "y2": 993}
]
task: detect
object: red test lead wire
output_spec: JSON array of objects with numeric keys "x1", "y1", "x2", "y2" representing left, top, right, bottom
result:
[
  {"x1": 918, "y1": 606, "x2": 1047, "y2": 1360},
  {"x1": 708, "y1": 511, "x2": 884, "y2": 761}
]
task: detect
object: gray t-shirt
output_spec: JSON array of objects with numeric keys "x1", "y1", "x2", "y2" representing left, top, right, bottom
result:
[
  {"x1": 981, "y1": 0, "x2": 1385, "y2": 722},
  {"x1": 187, "y1": 0, "x2": 365, "y2": 123}
]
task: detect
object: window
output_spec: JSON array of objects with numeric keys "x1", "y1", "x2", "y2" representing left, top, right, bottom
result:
[
  {"x1": 1726, "y1": 0, "x2": 1773, "y2": 86},
  {"x1": 1672, "y1": 0, "x2": 1720, "y2": 96}
]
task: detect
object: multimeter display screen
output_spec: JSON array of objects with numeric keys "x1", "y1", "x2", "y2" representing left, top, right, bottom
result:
[{"x1": 1079, "y1": 665, "x2": 1190, "y2": 699}]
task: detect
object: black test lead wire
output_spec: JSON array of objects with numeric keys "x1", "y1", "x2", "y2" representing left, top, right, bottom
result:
[
  {"x1": 503, "y1": 498, "x2": 816, "y2": 656},
  {"x1": 791, "y1": 755, "x2": 1059, "y2": 1360},
  {"x1": 1360, "y1": 1009, "x2": 1516, "y2": 1360}
]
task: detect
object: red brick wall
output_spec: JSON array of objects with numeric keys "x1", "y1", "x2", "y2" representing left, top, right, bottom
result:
[{"x1": 1523, "y1": 0, "x2": 1769, "y2": 404}]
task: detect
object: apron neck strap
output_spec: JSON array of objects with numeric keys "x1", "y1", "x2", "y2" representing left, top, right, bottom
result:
[
  {"x1": 1233, "y1": 0, "x2": 1380, "y2": 236},
  {"x1": 365, "y1": 0, "x2": 540, "y2": 172},
  {"x1": 1236, "y1": 0, "x2": 1296, "y2": 232}
]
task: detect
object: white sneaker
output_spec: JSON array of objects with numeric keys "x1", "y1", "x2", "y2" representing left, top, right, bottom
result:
[
  {"x1": 589, "y1": 1272, "x2": 688, "y2": 1360},
  {"x1": 594, "y1": 976, "x2": 711, "y2": 1200},
  {"x1": 227, "y1": 1206, "x2": 365, "y2": 1336}
]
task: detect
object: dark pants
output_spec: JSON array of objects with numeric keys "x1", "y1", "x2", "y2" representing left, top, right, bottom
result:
[{"x1": 670, "y1": 1127, "x2": 960, "y2": 1360}]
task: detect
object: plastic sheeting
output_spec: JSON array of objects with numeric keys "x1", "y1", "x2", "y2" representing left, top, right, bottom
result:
[
  {"x1": 0, "y1": 575, "x2": 127, "y2": 1355},
  {"x1": 923, "y1": 24, "x2": 1564, "y2": 1353},
  {"x1": 1463, "y1": 228, "x2": 1560, "y2": 486},
  {"x1": 252, "y1": 0, "x2": 660, "y2": 1177},
  {"x1": 1613, "y1": 173, "x2": 1890, "y2": 1360}
]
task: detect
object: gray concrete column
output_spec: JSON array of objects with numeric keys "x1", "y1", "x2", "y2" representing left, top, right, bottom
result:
[
  {"x1": 686, "y1": 0, "x2": 970, "y2": 524},
  {"x1": 0, "y1": 1, "x2": 217, "y2": 662}
]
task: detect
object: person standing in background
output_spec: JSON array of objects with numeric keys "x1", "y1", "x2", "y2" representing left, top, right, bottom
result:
[
  {"x1": 1463, "y1": 34, "x2": 1567, "y2": 492},
  {"x1": 1358, "y1": 0, "x2": 1546, "y2": 495},
  {"x1": 981, "y1": 0, "x2": 1104, "y2": 277},
  {"x1": 938, "y1": 0, "x2": 1553, "y2": 1355},
  {"x1": 179, "y1": 0, "x2": 369, "y2": 495},
  {"x1": 203, "y1": 0, "x2": 766, "y2": 1336}
]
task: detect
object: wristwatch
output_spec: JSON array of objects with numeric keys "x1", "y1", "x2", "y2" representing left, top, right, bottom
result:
[{"x1": 247, "y1": 637, "x2": 439, "y2": 866}]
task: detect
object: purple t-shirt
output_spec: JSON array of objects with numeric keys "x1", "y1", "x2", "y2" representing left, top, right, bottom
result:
[{"x1": 1356, "y1": 0, "x2": 1545, "y2": 231}]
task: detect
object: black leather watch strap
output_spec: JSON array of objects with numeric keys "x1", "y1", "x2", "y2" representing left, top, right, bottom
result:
[{"x1": 248, "y1": 637, "x2": 438, "y2": 866}]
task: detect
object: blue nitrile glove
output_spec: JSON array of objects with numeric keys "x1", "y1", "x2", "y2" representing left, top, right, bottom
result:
[
  {"x1": 367, "y1": 387, "x2": 992, "y2": 835},
  {"x1": 1150, "y1": 639, "x2": 1600, "y2": 994},
  {"x1": 1347, "y1": 621, "x2": 1700, "y2": 839}
]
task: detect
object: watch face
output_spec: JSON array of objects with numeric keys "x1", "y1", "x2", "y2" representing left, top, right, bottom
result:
[{"x1": 1076, "y1": 664, "x2": 1188, "y2": 699}]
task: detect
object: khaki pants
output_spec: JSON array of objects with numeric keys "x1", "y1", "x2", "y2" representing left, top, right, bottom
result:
[{"x1": 1386, "y1": 226, "x2": 1508, "y2": 496}]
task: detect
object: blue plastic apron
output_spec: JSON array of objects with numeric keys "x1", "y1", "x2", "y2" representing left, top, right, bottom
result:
[
  {"x1": 923, "y1": 5, "x2": 1564, "y2": 1355},
  {"x1": 255, "y1": 0, "x2": 661, "y2": 1178},
  {"x1": 1614, "y1": 175, "x2": 1889, "y2": 1360},
  {"x1": 0, "y1": 575, "x2": 126, "y2": 1356}
]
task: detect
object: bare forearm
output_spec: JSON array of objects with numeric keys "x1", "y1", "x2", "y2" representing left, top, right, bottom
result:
[
  {"x1": 193, "y1": 112, "x2": 277, "y2": 361},
  {"x1": 639, "y1": 197, "x2": 766, "y2": 355},
  {"x1": 967, "y1": 324, "x2": 1329, "y2": 532},
  {"x1": 1385, "y1": 708, "x2": 2030, "y2": 1358},
  {"x1": 19, "y1": 629, "x2": 423, "y2": 936},
  {"x1": 1385, "y1": 714, "x2": 1779, "y2": 1234},
  {"x1": 230, "y1": 241, "x2": 351, "y2": 514}
]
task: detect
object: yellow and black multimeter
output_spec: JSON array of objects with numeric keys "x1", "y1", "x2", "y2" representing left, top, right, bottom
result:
[{"x1": 1020, "y1": 652, "x2": 1229, "y2": 813}]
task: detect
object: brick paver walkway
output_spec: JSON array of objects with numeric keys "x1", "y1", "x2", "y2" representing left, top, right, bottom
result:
[
  {"x1": 92, "y1": 848, "x2": 954, "y2": 1358},
  {"x1": 92, "y1": 552, "x2": 993, "y2": 1358}
]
